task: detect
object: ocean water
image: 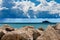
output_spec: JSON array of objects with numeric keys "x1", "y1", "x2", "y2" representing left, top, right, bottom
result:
[
  {"x1": 1, "y1": 18, "x2": 60, "y2": 23},
  {"x1": 0, "y1": 23, "x2": 56, "y2": 29}
]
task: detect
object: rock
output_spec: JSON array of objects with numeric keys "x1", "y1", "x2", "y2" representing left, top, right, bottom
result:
[
  {"x1": 19, "y1": 26, "x2": 42, "y2": 40},
  {"x1": 0, "y1": 24, "x2": 60, "y2": 40},
  {"x1": 0, "y1": 24, "x2": 15, "y2": 32},
  {"x1": 54, "y1": 24, "x2": 60, "y2": 30},
  {"x1": 33, "y1": 29, "x2": 43, "y2": 40},
  {"x1": 51, "y1": 24, "x2": 60, "y2": 34},
  {"x1": 0, "y1": 31, "x2": 5, "y2": 39},
  {"x1": 19, "y1": 33, "x2": 32, "y2": 40},
  {"x1": 5, "y1": 27, "x2": 14, "y2": 32},
  {"x1": 36, "y1": 25, "x2": 59, "y2": 40},
  {"x1": 0, "y1": 29, "x2": 7, "y2": 40},
  {"x1": 1, "y1": 31, "x2": 32, "y2": 40},
  {"x1": 1, "y1": 32, "x2": 20, "y2": 40},
  {"x1": 18, "y1": 26, "x2": 35, "y2": 40},
  {"x1": 38, "y1": 27, "x2": 44, "y2": 31}
]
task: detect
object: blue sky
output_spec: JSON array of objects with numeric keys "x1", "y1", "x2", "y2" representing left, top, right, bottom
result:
[
  {"x1": 0, "y1": 0, "x2": 60, "y2": 18},
  {"x1": 30, "y1": 0, "x2": 60, "y2": 5},
  {"x1": 0, "y1": 0, "x2": 60, "y2": 23}
]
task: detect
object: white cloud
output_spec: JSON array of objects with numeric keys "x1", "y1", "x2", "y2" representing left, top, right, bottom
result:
[
  {"x1": 0, "y1": 0, "x2": 9, "y2": 11},
  {"x1": 13, "y1": 1, "x2": 35, "y2": 13},
  {"x1": 0, "y1": 0, "x2": 2, "y2": 4},
  {"x1": 26, "y1": 13, "x2": 30, "y2": 18},
  {"x1": 48, "y1": 1, "x2": 60, "y2": 14},
  {"x1": 12, "y1": 0, "x2": 35, "y2": 18},
  {"x1": 32, "y1": 0, "x2": 60, "y2": 15},
  {"x1": 0, "y1": 0, "x2": 8, "y2": 10},
  {"x1": 12, "y1": 0, "x2": 60, "y2": 18},
  {"x1": 0, "y1": 7, "x2": 9, "y2": 10}
]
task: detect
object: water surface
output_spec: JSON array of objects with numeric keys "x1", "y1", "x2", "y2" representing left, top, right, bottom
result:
[{"x1": 0, "y1": 23, "x2": 56, "y2": 29}]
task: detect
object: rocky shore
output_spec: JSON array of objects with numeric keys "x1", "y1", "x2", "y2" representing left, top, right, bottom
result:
[{"x1": 0, "y1": 24, "x2": 60, "y2": 40}]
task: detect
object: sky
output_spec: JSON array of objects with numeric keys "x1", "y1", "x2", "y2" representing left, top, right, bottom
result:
[{"x1": 0, "y1": 0, "x2": 60, "y2": 18}]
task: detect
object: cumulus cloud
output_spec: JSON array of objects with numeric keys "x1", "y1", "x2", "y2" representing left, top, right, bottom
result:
[
  {"x1": 13, "y1": 1, "x2": 35, "y2": 13},
  {"x1": 12, "y1": 0, "x2": 35, "y2": 18},
  {"x1": 0, "y1": 0, "x2": 2, "y2": 4},
  {"x1": 48, "y1": 1, "x2": 60, "y2": 14},
  {"x1": 0, "y1": 7, "x2": 8, "y2": 10},
  {"x1": 12, "y1": 0, "x2": 60, "y2": 18},
  {"x1": 32, "y1": 0, "x2": 60, "y2": 15},
  {"x1": 0, "y1": 0, "x2": 9, "y2": 10}
]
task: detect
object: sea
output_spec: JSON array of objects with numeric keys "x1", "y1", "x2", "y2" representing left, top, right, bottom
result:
[
  {"x1": 0, "y1": 23, "x2": 56, "y2": 29},
  {"x1": 0, "y1": 18, "x2": 59, "y2": 29}
]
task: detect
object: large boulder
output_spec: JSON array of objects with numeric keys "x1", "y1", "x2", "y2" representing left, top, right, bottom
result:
[
  {"x1": 33, "y1": 29, "x2": 43, "y2": 40},
  {"x1": 0, "y1": 24, "x2": 15, "y2": 40},
  {"x1": 0, "y1": 24, "x2": 15, "y2": 32},
  {"x1": 53, "y1": 24, "x2": 60, "y2": 30},
  {"x1": 1, "y1": 32, "x2": 20, "y2": 40},
  {"x1": 18, "y1": 26, "x2": 43, "y2": 40},
  {"x1": 1, "y1": 31, "x2": 32, "y2": 40},
  {"x1": 0, "y1": 29, "x2": 7, "y2": 40},
  {"x1": 36, "y1": 25, "x2": 59, "y2": 40},
  {"x1": 52, "y1": 23, "x2": 60, "y2": 34},
  {"x1": 38, "y1": 27, "x2": 44, "y2": 31}
]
